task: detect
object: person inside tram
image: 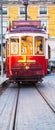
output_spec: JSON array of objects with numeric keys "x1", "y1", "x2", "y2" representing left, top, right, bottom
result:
[
  {"x1": 21, "y1": 46, "x2": 26, "y2": 53},
  {"x1": 35, "y1": 39, "x2": 43, "y2": 55},
  {"x1": 21, "y1": 36, "x2": 33, "y2": 55},
  {"x1": 37, "y1": 43, "x2": 43, "y2": 54}
]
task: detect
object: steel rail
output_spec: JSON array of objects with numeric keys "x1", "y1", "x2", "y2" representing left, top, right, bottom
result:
[
  {"x1": 5, "y1": 83, "x2": 20, "y2": 130},
  {"x1": 36, "y1": 83, "x2": 55, "y2": 113},
  {"x1": 13, "y1": 87, "x2": 20, "y2": 130}
]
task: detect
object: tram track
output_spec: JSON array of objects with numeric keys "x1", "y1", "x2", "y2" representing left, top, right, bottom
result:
[
  {"x1": 13, "y1": 87, "x2": 20, "y2": 130},
  {"x1": 13, "y1": 85, "x2": 55, "y2": 130},
  {"x1": 5, "y1": 82, "x2": 20, "y2": 130},
  {"x1": 36, "y1": 83, "x2": 55, "y2": 113},
  {"x1": 0, "y1": 83, "x2": 55, "y2": 130},
  {"x1": 0, "y1": 82, "x2": 20, "y2": 130}
]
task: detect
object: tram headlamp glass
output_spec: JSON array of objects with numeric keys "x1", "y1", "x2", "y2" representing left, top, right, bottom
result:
[{"x1": 25, "y1": 66, "x2": 29, "y2": 70}]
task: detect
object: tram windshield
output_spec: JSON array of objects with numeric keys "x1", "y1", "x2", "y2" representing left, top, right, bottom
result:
[
  {"x1": 21, "y1": 36, "x2": 33, "y2": 55},
  {"x1": 9, "y1": 36, "x2": 44, "y2": 56}
]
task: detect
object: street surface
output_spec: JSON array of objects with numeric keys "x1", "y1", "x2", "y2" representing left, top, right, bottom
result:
[
  {"x1": 0, "y1": 87, "x2": 18, "y2": 130},
  {"x1": 15, "y1": 87, "x2": 55, "y2": 130},
  {"x1": 0, "y1": 74, "x2": 55, "y2": 130}
]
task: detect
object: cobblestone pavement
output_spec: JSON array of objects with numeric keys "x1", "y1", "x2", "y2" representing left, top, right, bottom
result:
[
  {"x1": 0, "y1": 74, "x2": 55, "y2": 130},
  {"x1": 15, "y1": 87, "x2": 55, "y2": 130},
  {"x1": 43, "y1": 73, "x2": 55, "y2": 83},
  {"x1": 0, "y1": 74, "x2": 8, "y2": 85},
  {"x1": 0, "y1": 87, "x2": 18, "y2": 130},
  {"x1": 39, "y1": 73, "x2": 55, "y2": 107}
]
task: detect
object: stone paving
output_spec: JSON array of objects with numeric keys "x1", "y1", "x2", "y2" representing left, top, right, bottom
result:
[
  {"x1": 15, "y1": 87, "x2": 55, "y2": 130},
  {"x1": 0, "y1": 73, "x2": 55, "y2": 130},
  {"x1": 36, "y1": 73, "x2": 55, "y2": 107},
  {"x1": 0, "y1": 87, "x2": 18, "y2": 130},
  {"x1": 0, "y1": 74, "x2": 8, "y2": 85}
]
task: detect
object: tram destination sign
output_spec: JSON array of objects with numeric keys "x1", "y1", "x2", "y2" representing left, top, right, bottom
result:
[{"x1": 12, "y1": 20, "x2": 41, "y2": 28}]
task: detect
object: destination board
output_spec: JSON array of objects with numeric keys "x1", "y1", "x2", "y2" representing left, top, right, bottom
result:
[{"x1": 12, "y1": 20, "x2": 41, "y2": 28}]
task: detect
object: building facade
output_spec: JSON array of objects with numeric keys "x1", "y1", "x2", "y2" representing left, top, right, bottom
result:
[{"x1": 0, "y1": 0, "x2": 55, "y2": 63}]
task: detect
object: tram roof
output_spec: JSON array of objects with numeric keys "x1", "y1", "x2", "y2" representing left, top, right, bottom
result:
[
  {"x1": 10, "y1": 26, "x2": 46, "y2": 34},
  {"x1": 5, "y1": 26, "x2": 48, "y2": 39}
]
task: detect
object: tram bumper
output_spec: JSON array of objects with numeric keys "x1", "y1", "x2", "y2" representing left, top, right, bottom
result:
[{"x1": 10, "y1": 64, "x2": 42, "y2": 82}]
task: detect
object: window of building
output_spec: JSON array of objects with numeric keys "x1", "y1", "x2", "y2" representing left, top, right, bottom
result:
[
  {"x1": 2, "y1": 7, "x2": 7, "y2": 15},
  {"x1": 0, "y1": 21, "x2": 8, "y2": 35},
  {"x1": 3, "y1": 21, "x2": 8, "y2": 34},
  {"x1": 0, "y1": 7, "x2": 7, "y2": 15},
  {"x1": 39, "y1": 6, "x2": 47, "y2": 15},
  {"x1": 41, "y1": 20, "x2": 48, "y2": 31},
  {"x1": 19, "y1": 7, "x2": 25, "y2": 15}
]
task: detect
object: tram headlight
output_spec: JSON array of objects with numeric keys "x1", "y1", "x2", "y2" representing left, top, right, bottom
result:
[{"x1": 25, "y1": 66, "x2": 29, "y2": 70}]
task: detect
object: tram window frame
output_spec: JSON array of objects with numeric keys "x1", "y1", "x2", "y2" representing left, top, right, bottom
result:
[
  {"x1": 10, "y1": 37, "x2": 19, "y2": 55},
  {"x1": 34, "y1": 37, "x2": 44, "y2": 55}
]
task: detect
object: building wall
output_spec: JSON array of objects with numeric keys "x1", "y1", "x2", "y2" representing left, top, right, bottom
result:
[
  {"x1": 1, "y1": 2, "x2": 55, "y2": 59},
  {"x1": 7, "y1": 3, "x2": 55, "y2": 58},
  {"x1": 48, "y1": 5, "x2": 55, "y2": 37},
  {"x1": 48, "y1": 39, "x2": 55, "y2": 58},
  {"x1": 9, "y1": 6, "x2": 18, "y2": 22},
  {"x1": 8, "y1": 4, "x2": 55, "y2": 37},
  {"x1": 28, "y1": 5, "x2": 38, "y2": 20}
]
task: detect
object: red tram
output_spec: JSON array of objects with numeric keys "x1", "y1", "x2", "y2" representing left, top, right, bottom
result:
[{"x1": 5, "y1": 20, "x2": 48, "y2": 83}]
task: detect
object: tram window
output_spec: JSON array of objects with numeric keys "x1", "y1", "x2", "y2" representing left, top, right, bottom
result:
[
  {"x1": 21, "y1": 36, "x2": 33, "y2": 55},
  {"x1": 10, "y1": 38, "x2": 19, "y2": 43},
  {"x1": 37, "y1": 40, "x2": 43, "y2": 54},
  {"x1": 10, "y1": 37, "x2": 19, "y2": 55},
  {"x1": 34, "y1": 37, "x2": 43, "y2": 55}
]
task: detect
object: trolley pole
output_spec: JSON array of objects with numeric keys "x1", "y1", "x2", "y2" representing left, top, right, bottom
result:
[
  {"x1": 0, "y1": 0, "x2": 3, "y2": 76},
  {"x1": 23, "y1": 0, "x2": 28, "y2": 20}
]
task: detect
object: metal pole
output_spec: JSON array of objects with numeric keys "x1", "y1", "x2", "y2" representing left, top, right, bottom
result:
[
  {"x1": 0, "y1": 0, "x2": 3, "y2": 76},
  {"x1": 23, "y1": 0, "x2": 28, "y2": 21},
  {"x1": 24, "y1": 2, "x2": 27, "y2": 21}
]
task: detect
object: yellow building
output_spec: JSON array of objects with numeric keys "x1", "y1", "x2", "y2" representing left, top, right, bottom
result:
[
  {"x1": 1, "y1": 1, "x2": 55, "y2": 59},
  {"x1": 7, "y1": 2, "x2": 55, "y2": 37},
  {"x1": 8, "y1": 1, "x2": 55, "y2": 58}
]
